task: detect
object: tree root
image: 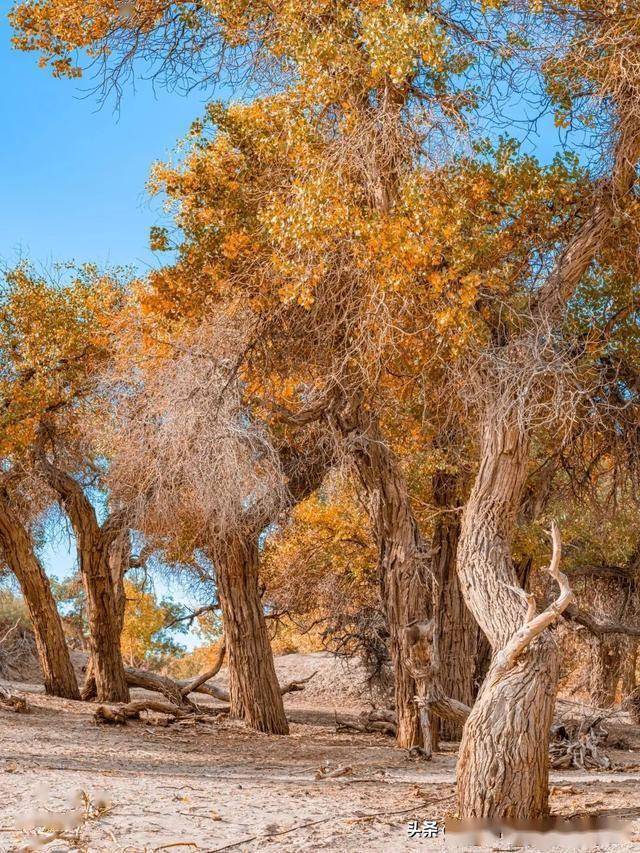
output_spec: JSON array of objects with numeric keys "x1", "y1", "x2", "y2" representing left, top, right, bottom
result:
[{"x1": 549, "y1": 716, "x2": 612, "y2": 770}]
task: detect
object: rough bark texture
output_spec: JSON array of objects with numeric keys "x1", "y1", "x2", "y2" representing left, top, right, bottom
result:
[
  {"x1": 216, "y1": 534, "x2": 288, "y2": 734},
  {"x1": 430, "y1": 469, "x2": 480, "y2": 741},
  {"x1": 622, "y1": 640, "x2": 638, "y2": 698},
  {"x1": 0, "y1": 492, "x2": 79, "y2": 700},
  {"x1": 456, "y1": 418, "x2": 560, "y2": 820},
  {"x1": 584, "y1": 574, "x2": 638, "y2": 707},
  {"x1": 454, "y1": 124, "x2": 640, "y2": 818},
  {"x1": 35, "y1": 441, "x2": 129, "y2": 703},
  {"x1": 343, "y1": 408, "x2": 433, "y2": 749}
]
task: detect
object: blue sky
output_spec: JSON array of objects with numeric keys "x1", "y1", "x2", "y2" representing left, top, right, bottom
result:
[{"x1": 0, "y1": 13, "x2": 207, "y2": 272}]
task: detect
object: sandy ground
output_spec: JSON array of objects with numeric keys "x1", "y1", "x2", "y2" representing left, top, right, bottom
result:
[{"x1": 0, "y1": 653, "x2": 639, "y2": 852}]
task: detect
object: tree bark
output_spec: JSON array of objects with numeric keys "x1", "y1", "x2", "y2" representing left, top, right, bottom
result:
[
  {"x1": 215, "y1": 534, "x2": 288, "y2": 734},
  {"x1": 431, "y1": 470, "x2": 480, "y2": 741},
  {"x1": 81, "y1": 531, "x2": 131, "y2": 701},
  {"x1": 589, "y1": 635, "x2": 622, "y2": 707},
  {"x1": 34, "y1": 439, "x2": 129, "y2": 703},
  {"x1": 622, "y1": 640, "x2": 638, "y2": 698},
  {"x1": 343, "y1": 408, "x2": 433, "y2": 750},
  {"x1": 456, "y1": 418, "x2": 561, "y2": 820},
  {"x1": 0, "y1": 492, "x2": 80, "y2": 700}
]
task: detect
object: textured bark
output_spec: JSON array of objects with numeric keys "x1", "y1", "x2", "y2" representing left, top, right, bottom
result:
[
  {"x1": 455, "y1": 123, "x2": 640, "y2": 818},
  {"x1": 430, "y1": 469, "x2": 480, "y2": 741},
  {"x1": 216, "y1": 534, "x2": 288, "y2": 734},
  {"x1": 589, "y1": 636, "x2": 623, "y2": 707},
  {"x1": 456, "y1": 418, "x2": 560, "y2": 820},
  {"x1": 584, "y1": 574, "x2": 638, "y2": 707},
  {"x1": 35, "y1": 443, "x2": 129, "y2": 703},
  {"x1": 622, "y1": 640, "x2": 638, "y2": 698},
  {"x1": 343, "y1": 408, "x2": 433, "y2": 749},
  {"x1": 0, "y1": 492, "x2": 79, "y2": 700}
]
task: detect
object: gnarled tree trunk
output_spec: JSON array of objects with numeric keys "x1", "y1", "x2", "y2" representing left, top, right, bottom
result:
[
  {"x1": 215, "y1": 534, "x2": 288, "y2": 734},
  {"x1": 35, "y1": 434, "x2": 129, "y2": 703},
  {"x1": 78, "y1": 531, "x2": 130, "y2": 703},
  {"x1": 456, "y1": 419, "x2": 561, "y2": 820},
  {"x1": 81, "y1": 531, "x2": 131, "y2": 701},
  {"x1": 0, "y1": 492, "x2": 79, "y2": 699},
  {"x1": 585, "y1": 575, "x2": 637, "y2": 707}
]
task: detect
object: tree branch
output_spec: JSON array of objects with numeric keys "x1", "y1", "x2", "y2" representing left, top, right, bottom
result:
[{"x1": 493, "y1": 521, "x2": 574, "y2": 678}]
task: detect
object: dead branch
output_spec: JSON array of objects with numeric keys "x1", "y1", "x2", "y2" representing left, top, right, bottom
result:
[
  {"x1": 94, "y1": 699, "x2": 195, "y2": 725},
  {"x1": 121, "y1": 664, "x2": 317, "y2": 712},
  {"x1": 335, "y1": 708, "x2": 397, "y2": 736},
  {"x1": 417, "y1": 689, "x2": 471, "y2": 725},
  {"x1": 124, "y1": 667, "x2": 187, "y2": 705},
  {"x1": 562, "y1": 604, "x2": 640, "y2": 638},
  {"x1": 0, "y1": 684, "x2": 29, "y2": 713},
  {"x1": 0, "y1": 620, "x2": 21, "y2": 646},
  {"x1": 276, "y1": 671, "x2": 318, "y2": 695},
  {"x1": 180, "y1": 640, "x2": 226, "y2": 697},
  {"x1": 549, "y1": 716, "x2": 612, "y2": 770},
  {"x1": 493, "y1": 520, "x2": 574, "y2": 678}
]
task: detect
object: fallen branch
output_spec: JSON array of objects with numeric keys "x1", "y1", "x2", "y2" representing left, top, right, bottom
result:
[
  {"x1": 335, "y1": 708, "x2": 397, "y2": 737},
  {"x1": 113, "y1": 664, "x2": 318, "y2": 725},
  {"x1": 0, "y1": 684, "x2": 29, "y2": 713},
  {"x1": 549, "y1": 716, "x2": 612, "y2": 770},
  {"x1": 95, "y1": 699, "x2": 197, "y2": 725}
]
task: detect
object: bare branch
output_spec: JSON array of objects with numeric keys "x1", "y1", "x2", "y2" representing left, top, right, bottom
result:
[{"x1": 492, "y1": 521, "x2": 574, "y2": 678}]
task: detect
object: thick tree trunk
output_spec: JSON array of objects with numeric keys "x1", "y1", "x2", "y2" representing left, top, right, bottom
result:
[
  {"x1": 34, "y1": 442, "x2": 129, "y2": 703},
  {"x1": 80, "y1": 538, "x2": 130, "y2": 703},
  {"x1": 81, "y1": 532, "x2": 130, "y2": 701},
  {"x1": 431, "y1": 470, "x2": 479, "y2": 742},
  {"x1": 215, "y1": 535, "x2": 288, "y2": 734},
  {"x1": 0, "y1": 496, "x2": 79, "y2": 700},
  {"x1": 456, "y1": 418, "x2": 559, "y2": 820},
  {"x1": 345, "y1": 410, "x2": 433, "y2": 749}
]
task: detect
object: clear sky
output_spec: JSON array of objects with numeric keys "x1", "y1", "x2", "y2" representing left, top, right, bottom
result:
[{"x1": 0, "y1": 13, "x2": 209, "y2": 273}]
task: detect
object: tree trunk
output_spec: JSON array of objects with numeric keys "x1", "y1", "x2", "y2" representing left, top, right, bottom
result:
[
  {"x1": 456, "y1": 418, "x2": 559, "y2": 820},
  {"x1": 81, "y1": 531, "x2": 130, "y2": 701},
  {"x1": 589, "y1": 635, "x2": 622, "y2": 707},
  {"x1": 0, "y1": 496, "x2": 80, "y2": 700},
  {"x1": 344, "y1": 409, "x2": 433, "y2": 750},
  {"x1": 34, "y1": 442, "x2": 129, "y2": 704},
  {"x1": 80, "y1": 538, "x2": 130, "y2": 703},
  {"x1": 215, "y1": 534, "x2": 288, "y2": 734},
  {"x1": 431, "y1": 470, "x2": 479, "y2": 742},
  {"x1": 622, "y1": 640, "x2": 638, "y2": 698}
]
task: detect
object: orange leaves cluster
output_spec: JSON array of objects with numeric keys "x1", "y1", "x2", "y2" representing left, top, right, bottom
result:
[{"x1": 0, "y1": 264, "x2": 126, "y2": 457}]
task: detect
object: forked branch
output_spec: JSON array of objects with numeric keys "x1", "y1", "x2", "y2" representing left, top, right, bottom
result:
[{"x1": 493, "y1": 520, "x2": 574, "y2": 678}]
